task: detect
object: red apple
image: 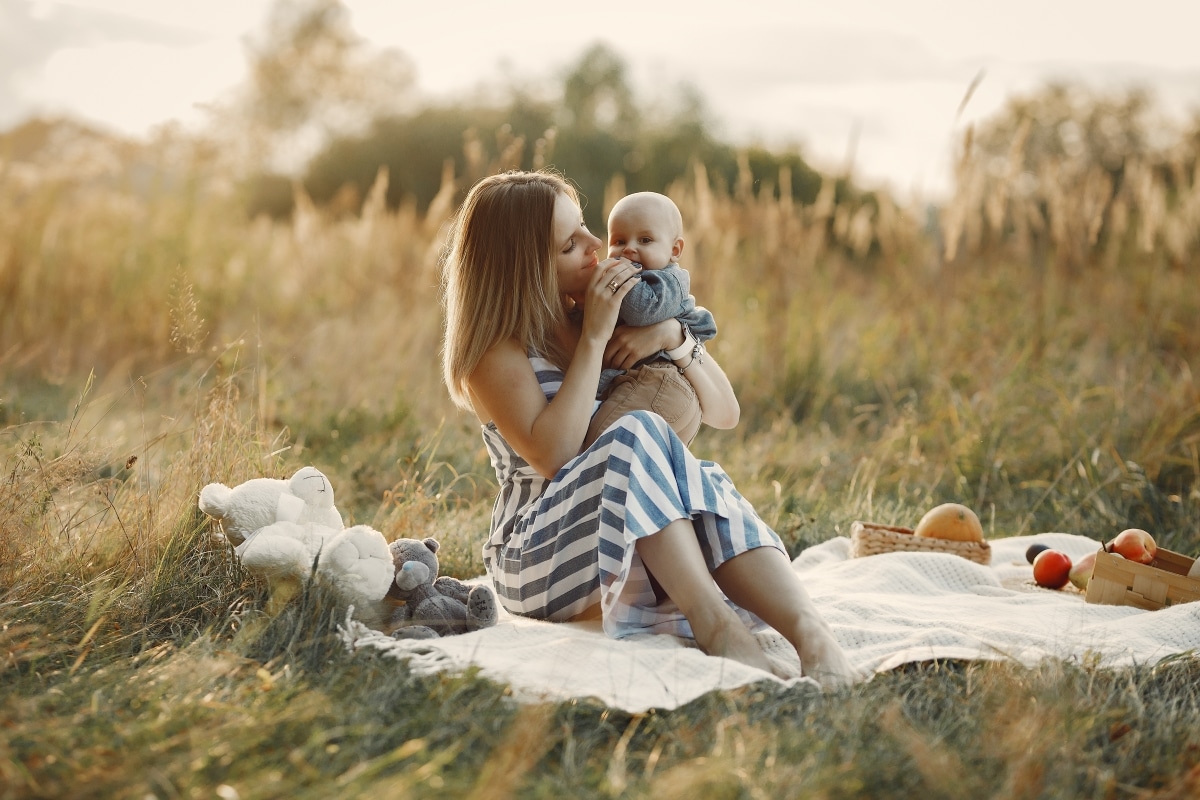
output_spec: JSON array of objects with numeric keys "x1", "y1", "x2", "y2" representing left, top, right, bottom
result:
[
  {"x1": 1033, "y1": 549, "x2": 1073, "y2": 589},
  {"x1": 1109, "y1": 528, "x2": 1156, "y2": 565},
  {"x1": 1069, "y1": 551, "x2": 1098, "y2": 591}
]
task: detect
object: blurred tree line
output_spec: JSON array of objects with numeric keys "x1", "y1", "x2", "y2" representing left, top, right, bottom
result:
[
  {"x1": 239, "y1": 1, "x2": 830, "y2": 229},
  {"x1": 4, "y1": 0, "x2": 1193, "y2": 269},
  {"x1": 940, "y1": 81, "x2": 1200, "y2": 269}
]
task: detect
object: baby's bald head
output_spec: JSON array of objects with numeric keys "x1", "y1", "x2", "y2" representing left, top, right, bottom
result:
[{"x1": 606, "y1": 192, "x2": 686, "y2": 270}]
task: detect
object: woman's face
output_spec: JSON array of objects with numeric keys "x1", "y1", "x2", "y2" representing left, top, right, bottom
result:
[{"x1": 551, "y1": 191, "x2": 602, "y2": 301}]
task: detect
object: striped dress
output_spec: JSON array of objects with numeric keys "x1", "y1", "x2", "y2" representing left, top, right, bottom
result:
[{"x1": 481, "y1": 355, "x2": 788, "y2": 640}]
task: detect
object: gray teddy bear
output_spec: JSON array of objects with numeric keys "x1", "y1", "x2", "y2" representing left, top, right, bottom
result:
[{"x1": 387, "y1": 537, "x2": 498, "y2": 639}]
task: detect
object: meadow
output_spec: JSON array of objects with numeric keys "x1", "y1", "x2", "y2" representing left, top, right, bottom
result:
[{"x1": 2, "y1": 107, "x2": 1199, "y2": 798}]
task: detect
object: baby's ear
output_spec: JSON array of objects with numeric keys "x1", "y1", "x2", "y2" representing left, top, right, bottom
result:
[{"x1": 672, "y1": 237, "x2": 685, "y2": 260}]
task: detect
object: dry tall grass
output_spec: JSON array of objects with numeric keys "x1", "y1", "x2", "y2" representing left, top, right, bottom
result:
[{"x1": 2, "y1": 102, "x2": 1199, "y2": 798}]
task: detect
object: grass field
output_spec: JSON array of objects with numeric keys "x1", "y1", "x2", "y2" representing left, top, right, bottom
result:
[{"x1": 2, "y1": 114, "x2": 1199, "y2": 799}]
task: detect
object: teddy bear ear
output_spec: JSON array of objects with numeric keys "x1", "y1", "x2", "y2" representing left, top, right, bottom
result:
[{"x1": 422, "y1": 538, "x2": 440, "y2": 554}]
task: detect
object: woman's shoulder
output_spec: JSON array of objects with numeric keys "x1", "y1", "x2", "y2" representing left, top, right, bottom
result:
[
  {"x1": 468, "y1": 339, "x2": 530, "y2": 425},
  {"x1": 470, "y1": 338, "x2": 558, "y2": 404},
  {"x1": 485, "y1": 336, "x2": 527, "y2": 356},
  {"x1": 469, "y1": 337, "x2": 564, "y2": 432},
  {"x1": 472, "y1": 337, "x2": 533, "y2": 381},
  {"x1": 475, "y1": 338, "x2": 555, "y2": 370}
]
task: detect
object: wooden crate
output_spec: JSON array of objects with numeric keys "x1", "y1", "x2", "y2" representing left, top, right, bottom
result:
[
  {"x1": 849, "y1": 520, "x2": 992, "y2": 565},
  {"x1": 1085, "y1": 547, "x2": 1200, "y2": 610}
]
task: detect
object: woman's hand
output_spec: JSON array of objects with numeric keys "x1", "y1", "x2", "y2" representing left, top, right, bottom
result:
[
  {"x1": 604, "y1": 318, "x2": 681, "y2": 371},
  {"x1": 580, "y1": 258, "x2": 641, "y2": 345}
]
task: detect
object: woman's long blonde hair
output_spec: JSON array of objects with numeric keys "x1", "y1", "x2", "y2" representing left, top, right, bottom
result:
[{"x1": 441, "y1": 170, "x2": 578, "y2": 410}]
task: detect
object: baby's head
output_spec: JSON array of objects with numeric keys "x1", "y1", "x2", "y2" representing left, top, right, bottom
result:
[{"x1": 606, "y1": 192, "x2": 685, "y2": 270}]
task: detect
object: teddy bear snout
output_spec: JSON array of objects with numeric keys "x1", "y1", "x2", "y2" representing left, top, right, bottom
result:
[{"x1": 395, "y1": 560, "x2": 431, "y2": 591}]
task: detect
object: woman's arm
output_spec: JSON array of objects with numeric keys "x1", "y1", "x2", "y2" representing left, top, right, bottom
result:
[
  {"x1": 676, "y1": 347, "x2": 740, "y2": 429},
  {"x1": 469, "y1": 258, "x2": 640, "y2": 479},
  {"x1": 468, "y1": 337, "x2": 601, "y2": 477},
  {"x1": 604, "y1": 320, "x2": 741, "y2": 429}
]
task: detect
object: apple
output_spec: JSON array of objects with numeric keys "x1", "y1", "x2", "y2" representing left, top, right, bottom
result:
[
  {"x1": 1025, "y1": 543, "x2": 1050, "y2": 564},
  {"x1": 1069, "y1": 551, "x2": 1098, "y2": 591},
  {"x1": 1033, "y1": 549, "x2": 1073, "y2": 589},
  {"x1": 1109, "y1": 528, "x2": 1156, "y2": 565}
]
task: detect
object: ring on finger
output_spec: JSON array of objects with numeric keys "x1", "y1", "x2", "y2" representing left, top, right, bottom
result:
[{"x1": 607, "y1": 279, "x2": 619, "y2": 292}]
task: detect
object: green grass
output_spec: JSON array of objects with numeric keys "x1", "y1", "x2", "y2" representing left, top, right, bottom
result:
[
  {"x1": 6, "y1": 613, "x2": 1199, "y2": 799},
  {"x1": 3, "y1": 115, "x2": 1200, "y2": 798},
  {"x1": 4, "y1": 316, "x2": 1198, "y2": 798}
]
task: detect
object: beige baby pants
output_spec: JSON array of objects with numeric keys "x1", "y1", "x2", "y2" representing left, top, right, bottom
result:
[{"x1": 583, "y1": 361, "x2": 702, "y2": 450}]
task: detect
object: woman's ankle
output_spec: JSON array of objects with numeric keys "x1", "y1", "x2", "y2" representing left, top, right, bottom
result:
[{"x1": 690, "y1": 606, "x2": 771, "y2": 671}]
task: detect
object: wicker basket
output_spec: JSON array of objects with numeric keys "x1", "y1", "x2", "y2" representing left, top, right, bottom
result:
[
  {"x1": 1085, "y1": 547, "x2": 1200, "y2": 610},
  {"x1": 849, "y1": 520, "x2": 992, "y2": 565}
]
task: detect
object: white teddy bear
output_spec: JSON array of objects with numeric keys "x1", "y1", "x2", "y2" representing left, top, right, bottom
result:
[
  {"x1": 198, "y1": 467, "x2": 394, "y2": 612},
  {"x1": 199, "y1": 465, "x2": 345, "y2": 545}
]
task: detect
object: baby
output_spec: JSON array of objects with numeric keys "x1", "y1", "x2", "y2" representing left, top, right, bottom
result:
[{"x1": 583, "y1": 192, "x2": 717, "y2": 449}]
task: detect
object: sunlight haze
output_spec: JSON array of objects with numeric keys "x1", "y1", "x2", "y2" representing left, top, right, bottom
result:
[{"x1": 3, "y1": 0, "x2": 1199, "y2": 196}]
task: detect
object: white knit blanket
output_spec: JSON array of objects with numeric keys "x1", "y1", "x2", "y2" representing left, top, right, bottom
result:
[{"x1": 339, "y1": 533, "x2": 1200, "y2": 712}]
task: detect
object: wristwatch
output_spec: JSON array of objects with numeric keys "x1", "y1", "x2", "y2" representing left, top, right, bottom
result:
[
  {"x1": 666, "y1": 321, "x2": 704, "y2": 372},
  {"x1": 665, "y1": 321, "x2": 696, "y2": 362}
]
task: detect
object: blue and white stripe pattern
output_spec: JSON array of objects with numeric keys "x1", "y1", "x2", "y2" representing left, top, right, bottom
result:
[{"x1": 481, "y1": 356, "x2": 786, "y2": 639}]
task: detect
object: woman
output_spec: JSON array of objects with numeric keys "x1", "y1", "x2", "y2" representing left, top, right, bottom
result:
[{"x1": 441, "y1": 170, "x2": 858, "y2": 688}]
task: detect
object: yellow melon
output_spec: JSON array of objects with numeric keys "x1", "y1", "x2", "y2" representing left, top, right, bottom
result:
[{"x1": 914, "y1": 503, "x2": 984, "y2": 542}]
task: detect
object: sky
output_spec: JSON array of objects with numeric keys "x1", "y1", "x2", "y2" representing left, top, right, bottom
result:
[{"x1": 3, "y1": 0, "x2": 1199, "y2": 198}]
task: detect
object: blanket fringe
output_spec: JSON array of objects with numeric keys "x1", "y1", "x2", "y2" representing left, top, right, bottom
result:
[{"x1": 337, "y1": 606, "x2": 462, "y2": 674}]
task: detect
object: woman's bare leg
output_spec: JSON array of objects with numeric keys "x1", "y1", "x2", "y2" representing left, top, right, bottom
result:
[
  {"x1": 713, "y1": 547, "x2": 861, "y2": 689},
  {"x1": 637, "y1": 518, "x2": 773, "y2": 673}
]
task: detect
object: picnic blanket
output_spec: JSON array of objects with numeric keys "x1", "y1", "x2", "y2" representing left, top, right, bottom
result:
[{"x1": 339, "y1": 533, "x2": 1200, "y2": 712}]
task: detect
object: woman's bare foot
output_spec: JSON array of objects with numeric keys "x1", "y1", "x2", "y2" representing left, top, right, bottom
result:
[
  {"x1": 794, "y1": 623, "x2": 863, "y2": 690},
  {"x1": 690, "y1": 606, "x2": 774, "y2": 674}
]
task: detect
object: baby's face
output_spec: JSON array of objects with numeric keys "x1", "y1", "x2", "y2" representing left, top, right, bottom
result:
[{"x1": 607, "y1": 200, "x2": 682, "y2": 270}]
